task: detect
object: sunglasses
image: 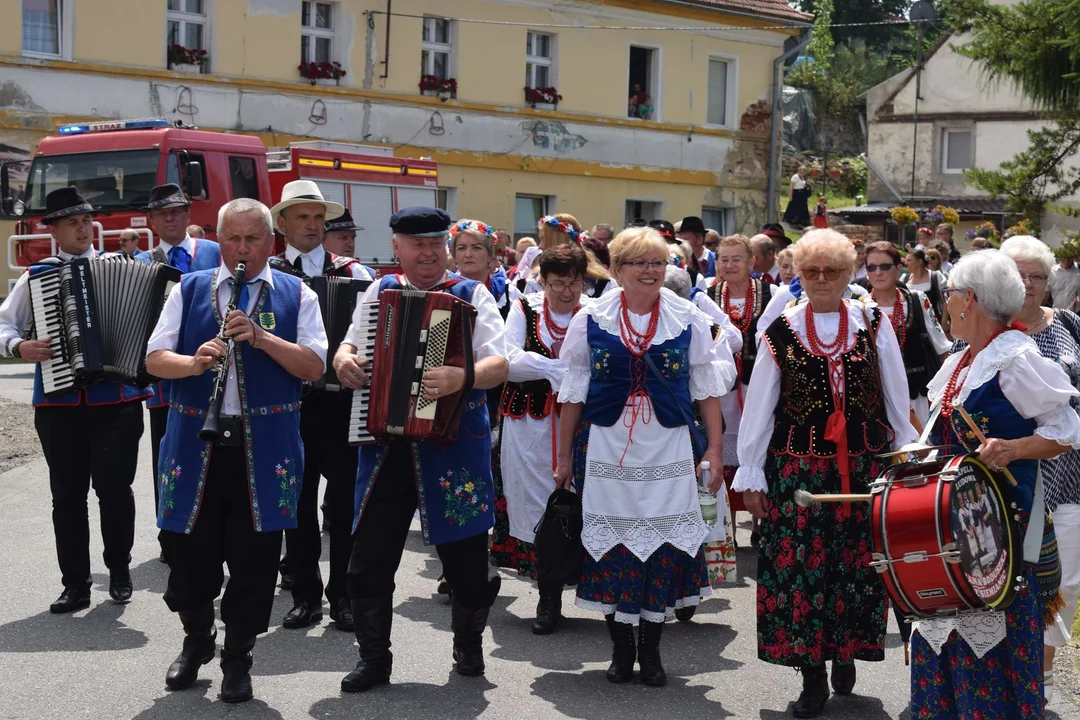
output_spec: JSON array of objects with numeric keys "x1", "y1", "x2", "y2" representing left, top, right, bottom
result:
[
  {"x1": 801, "y1": 266, "x2": 843, "y2": 281},
  {"x1": 866, "y1": 263, "x2": 896, "y2": 273}
]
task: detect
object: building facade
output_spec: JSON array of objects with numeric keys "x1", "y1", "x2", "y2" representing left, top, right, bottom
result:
[{"x1": 0, "y1": 0, "x2": 809, "y2": 291}]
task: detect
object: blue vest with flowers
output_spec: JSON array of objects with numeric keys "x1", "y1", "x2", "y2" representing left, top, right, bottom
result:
[
  {"x1": 353, "y1": 273, "x2": 495, "y2": 546},
  {"x1": 156, "y1": 268, "x2": 305, "y2": 534}
]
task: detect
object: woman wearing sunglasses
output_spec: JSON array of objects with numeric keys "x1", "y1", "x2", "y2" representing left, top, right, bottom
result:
[
  {"x1": 554, "y1": 227, "x2": 735, "y2": 686},
  {"x1": 901, "y1": 248, "x2": 949, "y2": 330},
  {"x1": 733, "y1": 229, "x2": 918, "y2": 717}
]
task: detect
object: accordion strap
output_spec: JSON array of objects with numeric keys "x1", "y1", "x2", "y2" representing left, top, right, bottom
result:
[{"x1": 149, "y1": 246, "x2": 169, "y2": 265}]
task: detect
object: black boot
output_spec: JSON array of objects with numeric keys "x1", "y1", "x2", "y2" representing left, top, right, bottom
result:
[
  {"x1": 604, "y1": 615, "x2": 635, "y2": 684},
  {"x1": 830, "y1": 661, "x2": 856, "y2": 696},
  {"x1": 340, "y1": 595, "x2": 393, "y2": 693},
  {"x1": 793, "y1": 664, "x2": 830, "y2": 718},
  {"x1": 637, "y1": 619, "x2": 667, "y2": 687},
  {"x1": 531, "y1": 584, "x2": 562, "y2": 635},
  {"x1": 219, "y1": 631, "x2": 256, "y2": 704},
  {"x1": 451, "y1": 599, "x2": 490, "y2": 677},
  {"x1": 165, "y1": 604, "x2": 217, "y2": 690},
  {"x1": 674, "y1": 605, "x2": 697, "y2": 623}
]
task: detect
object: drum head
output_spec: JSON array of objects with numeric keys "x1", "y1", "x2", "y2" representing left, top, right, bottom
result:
[{"x1": 947, "y1": 457, "x2": 1018, "y2": 609}]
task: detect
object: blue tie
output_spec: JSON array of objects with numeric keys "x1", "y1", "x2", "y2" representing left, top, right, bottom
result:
[
  {"x1": 229, "y1": 277, "x2": 255, "y2": 313},
  {"x1": 168, "y1": 245, "x2": 191, "y2": 273}
]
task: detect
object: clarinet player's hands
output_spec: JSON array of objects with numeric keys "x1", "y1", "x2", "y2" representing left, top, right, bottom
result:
[
  {"x1": 225, "y1": 311, "x2": 259, "y2": 345},
  {"x1": 191, "y1": 338, "x2": 226, "y2": 376}
]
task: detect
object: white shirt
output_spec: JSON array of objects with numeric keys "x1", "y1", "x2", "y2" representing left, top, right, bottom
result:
[
  {"x1": 762, "y1": 262, "x2": 781, "y2": 283},
  {"x1": 342, "y1": 272, "x2": 507, "y2": 362},
  {"x1": 146, "y1": 262, "x2": 328, "y2": 416},
  {"x1": 1050, "y1": 263, "x2": 1080, "y2": 311},
  {"x1": 284, "y1": 243, "x2": 373, "y2": 281},
  {"x1": 691, "y1": 292, "x2": 745, "y2": 356},
  {"x1": 0, "y1": 246, "x2": 97, "y2": 356},
  {"x1": 790, "y1": 173, "x2": 807, "y2": 190},
  {"x1": 505, "y1": 293, "x2": 586, "y2": 387},
  {"x1": 156, "y1": 234, "x2": 196, "y2": 256}
]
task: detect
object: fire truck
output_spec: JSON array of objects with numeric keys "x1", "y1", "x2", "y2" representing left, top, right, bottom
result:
[{"x1": 1, "y1": 118, "x2": 438, "y2": 285}]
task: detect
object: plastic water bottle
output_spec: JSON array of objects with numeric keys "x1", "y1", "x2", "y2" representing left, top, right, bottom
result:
[{"x1": 698, "y1": 461, "x2": 718, "y2": 528}]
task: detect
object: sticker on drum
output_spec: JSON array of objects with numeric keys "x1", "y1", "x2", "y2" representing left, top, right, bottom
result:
[{"x1": 947, "y1": 460, "x2": 1013, "y2": 607}]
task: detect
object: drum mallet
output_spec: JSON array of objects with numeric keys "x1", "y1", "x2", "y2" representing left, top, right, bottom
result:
[
  {"x1": 955, "y1": 407, "x2": 1018, "y2": 487},
  {"x1": 794, "y1": 489, "x2": 873, "y2": 507}
]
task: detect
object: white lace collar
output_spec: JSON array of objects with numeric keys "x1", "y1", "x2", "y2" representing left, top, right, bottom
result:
[
  {"x1": 927, "y1": 330, "x2": 1040, "y2": 405},
  {"x1": 586, "y1": 287, "x2": 696, "y2": 345}
]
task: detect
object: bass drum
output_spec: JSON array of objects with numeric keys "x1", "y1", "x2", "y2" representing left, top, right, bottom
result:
[{"x1": 870, "y1": 454, "x2": 1022, "y2": 619}]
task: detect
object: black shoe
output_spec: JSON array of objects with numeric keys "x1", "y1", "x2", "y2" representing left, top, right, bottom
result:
[
  {"x1": 674, "y1": 605, "x2": 697, "y2": 623},
  {"x1": 793, "y1": 664, "x2": 830, "y2": 718},
  {"x1": 451, "y1": 599, "x2": 489, "y2": 677},
  {"x1": 341, "y1": 658, "x2": 392, "y2": 693},
  {"x1": 109, "y1": 567, "x2": 133, "y2": 604},
  {"x1": 50, "y1": 587, "x2": 90, "y2": 614},
  {"x1": 750, "y1": 532, "x2": 761, "y2": 548},
  {"x1": 531, "y1": 585, "x2": 562, "y2": 635},
  {"x1": 437, "y1": 575, "x2": 452, "y2": 597},
  {"x1": 278, "y1": 557, "x2": 293, "y2": 591},
  {"x1": 321, "y1": 501, "x2": 332, "y2": 532},
  {"x1": 165, "y1": 606, "x2": 217, "y2": 691},
  {"x1": 158, "y1": 550, "x2": 169, "y2": 564},
  {"x1": 341, "y1": 596, "x2": 393, "y2": 693},
  {"x1": 219, "y1": 633, "x2": 255, "y2": 704},
  {"x1": 282, "y1": 601, "x2": 323, "y2": 629},
  {"x1": 604, "y1": 615, "x2": 635, "y2": 684},
  {"x1": 637, "y1": 619, "x2": 666, "y2": 687},
  {"x1": 831, "y1": 661, "x2": 856, "y2": 696},
  {"x1": 329, "y1": 598, "x2": 354, "y2": 632}
]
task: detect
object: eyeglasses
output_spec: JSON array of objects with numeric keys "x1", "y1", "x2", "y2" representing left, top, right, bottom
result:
[
  {"x1": 801, "y1": 266, "x2": 843, "y2": 281},
  {"x1": 866, "y1": 263, "x2": 896, "y2": 273},
  {"x1": 624, "y1": 260, "x2": 667, "y2": 271},
  {"x1": 1019, "y1": 273, "x2": 1048, "y2": 285},
  {"x1": 544, "y1": 278, "x2": 584, "y2": 293},
  {"x1": 942, "y1": 287, "x2": 967, "y2": 298}
]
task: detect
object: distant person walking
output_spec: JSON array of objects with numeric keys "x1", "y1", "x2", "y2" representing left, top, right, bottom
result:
[{"x1": 783, "y1": 167, "x2": 811, "y2": 228}]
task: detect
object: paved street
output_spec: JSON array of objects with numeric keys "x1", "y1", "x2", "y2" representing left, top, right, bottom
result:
[{"x1": 0, "y1": 362, "x2": 1076, "y2": 720}]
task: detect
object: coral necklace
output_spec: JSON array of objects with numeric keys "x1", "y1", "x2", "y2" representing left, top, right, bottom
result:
[
  {"x1": 619, "y1": 294, "x2": 661, "y2": 355},
  {"x1": 941, "y1": 327, "x2": 1010, "y2": 420},
  {"x1": 543, "y1": 298, "x2": 578, "y2": 345},
  {"x1": 804, "y1": 301, "x2": 850, "y2": 357},
  {"x1": 873, "y1": 288, "x2": 906, "y2": 349},
  {"x1": 722, "y1": 279, "x2": 756, "y2": 334}
]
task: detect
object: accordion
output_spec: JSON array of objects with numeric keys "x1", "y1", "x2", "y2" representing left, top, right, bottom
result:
[
  {"x1": 348, "y1": 288, "x2": 477, "y2": 446},
  {"x1": 28, "y1": 255, "x2": 181, "y2": 397},
  {"x1": 304, "y1": 275, "x2": 372, "y2": 391}
]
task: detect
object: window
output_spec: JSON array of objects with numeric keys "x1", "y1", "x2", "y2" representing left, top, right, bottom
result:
[
  {"x1": 436, "y1": 187, "x2": 457, "y2": 218},
  {"x1": 526, "y1": 32, "x2": 554, "y2": 89},
  {"x1": 624, "y1": 200, "x2": 662, "y2": 228},
  {"x1": 25, "y1": 150, "x2": 160, "y2": 212},
  {"x1": 421, "y1": 17, "x2": 453, "y2": 79},
  {"x1": 301, "y1": 1, "x2": 335, "y2": 65},
  {"x1": 942, "y1": 129, "x2": 972, "y2": 173},
  {"x1": 23, "y1": 0, "x2": 61, "y2": 56},
  {"x1": 165, "y1": 152, "x2": 209, "y2": 200},
  {"x1": 228, "y1": 157, "x2": 259, "y2": 200},
  {"x1": 167, "y1": 0, "x2": 207, "y2": 57},
  {"x1": 706, "y1": 58, "x2": 732, "y2": 126},
  {"x1": 702, "y1": 207, "x2": 734, "y2": 235},
  {"x1": 514, "y1": 194, "x2": 549, "y2": 239},
  {"x1": 628, "y1": 45, "x2": 660, "y2": 120}
]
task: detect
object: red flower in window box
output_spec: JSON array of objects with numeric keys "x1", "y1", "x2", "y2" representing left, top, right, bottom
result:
[
  {"x1": 168, "y1": 44, "x2": 208, "y2": 68},
  {"x1": 298, "y1": 61, "x2": 346, "y2": 84},
  {"x1": 524, "y1": 86, "x2": 562, "y2": 108},
  {"x1": 419, "y1": 75, "x2": 457, "y2": 100}
]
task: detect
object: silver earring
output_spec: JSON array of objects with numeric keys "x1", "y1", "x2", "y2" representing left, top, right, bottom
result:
[{"x1": 960, "y1": 312, "x2": 966, "y2": 320}]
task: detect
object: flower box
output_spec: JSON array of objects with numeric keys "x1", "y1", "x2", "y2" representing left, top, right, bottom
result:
[
  {"x1": 314, "y1": 77, "x2": 338, "y2": 87},
  {"x1": 299, "y1": 61, "x2": 346, "y2": 86},
  {"x1": 168, "y1": 44, "x2": 208, "y2": 73},
  {"x1": 419, "y1": 75, "x2": 457, "y2": 102},
  {"x1": 525, "y1": 86, "x2": 562, "y2": 109},
  {"x1": 171, "y1": 63, "x2": 201, "y2": 74}
]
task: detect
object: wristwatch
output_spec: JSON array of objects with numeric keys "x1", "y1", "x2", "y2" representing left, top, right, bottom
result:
[{"x1": 10, "y1": 340, "x2": 23, "y2": 359}]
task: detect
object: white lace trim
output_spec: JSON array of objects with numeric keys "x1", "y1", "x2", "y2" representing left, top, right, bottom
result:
[
  {"x1": 582, "y1": 511, "x2": 709, "y2": 562},
  {"x1": 912, "y1": 612, "x2": 1007, "y2": 659},
  {"x1": 575, "y1": 585, "x2": 712, "y2": 624},
  {"x1": 731, "y1": 466, "x2": 768, "y2": 493},
  {"x1": 689, "y1": 361, "x2": 728, "y2": 400},
  {"x1": 587, "y1": 287, "x2": 696, "y2": 346},
  {"x1": 1035, "y1": 403, "x2": 1080, "y2": 446},
  {"x1": 558, "y1": 367, "x2": 591, "y2": 404},
  {"x1": 927, "y1": 331, "x2": 1039, "y2": 405}
]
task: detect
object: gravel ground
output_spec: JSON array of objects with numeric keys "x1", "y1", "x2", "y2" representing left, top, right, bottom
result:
[{"x1": 0, "y1": 395, "x2": 40, "y2": 475}]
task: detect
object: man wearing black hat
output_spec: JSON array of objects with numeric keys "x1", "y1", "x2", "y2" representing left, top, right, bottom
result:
[
  {"x1": 324, "y1": 209, "x2": 379, "y2": 280},
  {"x1": 761, "y1": 223, "x2": 792, "y2": 252},
  {"x1": 0, "y1": 187, "x2": 150, "y2": 613},
  {"x1": 333, "y1": 206, "x2": 508, "y2": 691},
  {"x1": 676, "y1": 216, "x2": 716, "y2": 279},
  {"x1": 138, "y1": 184, "x2": 221, "y2": 536}
]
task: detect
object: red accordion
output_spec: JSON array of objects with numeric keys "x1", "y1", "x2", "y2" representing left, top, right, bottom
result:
[{"x1": 349, "y1": 288, "x2": 477, "y2": 445}]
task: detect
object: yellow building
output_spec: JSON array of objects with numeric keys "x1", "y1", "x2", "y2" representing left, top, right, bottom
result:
[{"x1": 0, "y1": 0, "x2": 809, "y2": 291}]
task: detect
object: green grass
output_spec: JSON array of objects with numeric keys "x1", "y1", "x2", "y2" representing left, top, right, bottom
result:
[
  {"x1": 1073, "y1": 612, "x2": 1080, "y2": 647},
  {"x1": 0, "y1": 356, "x2": 30, "y2": 364}
]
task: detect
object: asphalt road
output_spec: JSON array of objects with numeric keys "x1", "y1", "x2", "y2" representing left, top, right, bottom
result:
[{"x1": 0, "y1": 363, "x2": 1076, "y2": 720}]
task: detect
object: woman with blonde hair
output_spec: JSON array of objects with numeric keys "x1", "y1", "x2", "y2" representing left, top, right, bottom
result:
[
  {"x1": 776, "y1": 248, "x2": 796, "y2": 286},
  {"x1": 537, "y1": 214, "x2": 614, "y2": 297}
]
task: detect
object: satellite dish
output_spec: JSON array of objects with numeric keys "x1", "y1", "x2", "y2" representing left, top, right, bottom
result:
[
  {"x1": 909, "y1": 1, "x2": 936, "y2": 22},
  {"x1": 783, "y1": 35, "x2": 801, "y2": 67}
]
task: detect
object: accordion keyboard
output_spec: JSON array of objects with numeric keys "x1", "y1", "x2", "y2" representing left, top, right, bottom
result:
[
  {"x1": 28, "y1": 269, "x2": 76, "y2": 395},
  {"x1": 347, "y1": 301, "x2": 380, "y2": 445}
]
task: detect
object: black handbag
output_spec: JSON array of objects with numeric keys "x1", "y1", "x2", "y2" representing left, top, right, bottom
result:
[{"x1": 533, "y1": 488, "x2": 583, "y2": 587}]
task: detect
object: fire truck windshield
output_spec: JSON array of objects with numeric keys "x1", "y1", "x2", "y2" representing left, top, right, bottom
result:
[{"x1": 24, "y1": 149, "x2": 160, "y2": 214}]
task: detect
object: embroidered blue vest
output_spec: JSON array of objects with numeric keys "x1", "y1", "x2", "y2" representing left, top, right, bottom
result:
[
  {"x1": 353, "y1": 273, "x2": 495, "y2": 546},
  {"x1": 138, "y1": 239, "x2": 222, "y2": 408},
  {"x1": 156, "y1": 268, "x2": 305, "y2": 534},
  {"x1": 582, "y1": 317, "x2": 693, "y2": 429},
  {"x1": 27, "y1": 262, "x2": 151, "y2": 407}
]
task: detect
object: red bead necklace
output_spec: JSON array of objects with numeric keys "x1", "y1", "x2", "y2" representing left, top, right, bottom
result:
[
  {"x1": 619, "y1": 294, "x2": 661, "y2": 356},
  {"x1": 941, "y1": 327, "x2": 1010, "y2": 419},
  {"x1": 722, "y1": 279, "x2": 757, "y2": 334},
  {"x1": 804, "y1": 301, "x2": 850, "y2": 357},
  {"x1": 872, "y1": 288, "x2": 907, "y2": 349},
  {"x1": 543, "y1": 298, "x2": 578, "y2": 343}
]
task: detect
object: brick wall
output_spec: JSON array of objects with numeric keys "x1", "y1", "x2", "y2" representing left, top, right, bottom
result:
[{"x1": 832, "y1": 224, "x2": 883, "y2": 244}]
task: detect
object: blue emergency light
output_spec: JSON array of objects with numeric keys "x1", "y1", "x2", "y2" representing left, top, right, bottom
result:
[{"x1": 57, "y1": 118, "x2": 170, "y2": 135}]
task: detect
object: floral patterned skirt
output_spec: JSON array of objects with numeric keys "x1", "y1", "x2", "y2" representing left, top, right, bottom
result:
[
  {"x1": 756, "y1": 452, "x2": 888, "y2": 667},
  {"x1": 489, "y1": 421, "x2": 538, "y2": 579},
  {"x1": 909, "y1": 565, "x2": 1045, "y2": 720}
]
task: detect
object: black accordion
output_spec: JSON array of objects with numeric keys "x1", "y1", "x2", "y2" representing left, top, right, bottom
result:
[
  {"x1": 27, "y1": 255, "x2": 181, "y2": 397},
  {"x1": 304, "y1": 275, "x2": 372, "y2": 391}
]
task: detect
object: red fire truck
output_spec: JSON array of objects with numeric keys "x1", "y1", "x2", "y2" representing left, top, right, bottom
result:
[{"x1": 1, "y1": 118, "x2": 438, "y2": 279}]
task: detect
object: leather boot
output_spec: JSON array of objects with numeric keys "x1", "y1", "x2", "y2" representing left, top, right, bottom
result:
[
  {"x1": 219, "y1": 631, "x2": 256, "y2": 704},
  {"x1": 604, "y1": 614, "x2": 635, "y2": 684},
  {"x1": 451, "y1": 599, "x2": 489, "y2": 677},
  {"x1": 340, "y1": 595, "x2": 393, "y2": 693},
  {"x1": 531, "y1": 584, "x2": 562, "y2": 635},
  {"x1": 793, "y1": 664, "x2": 830, "y2": 718},
  {"x1": 637, "y1": 619, "x2": 667, "y2": 687},
  {"x1": 830, "y1": 661, "x2": 856, "y2": 696},
  {"x1": 165, "y1": 604, "x2": 217, "y2": 690}
]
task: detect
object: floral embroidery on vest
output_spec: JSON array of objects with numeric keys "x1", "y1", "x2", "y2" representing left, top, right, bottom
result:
[
  {"x1": 660, "y1": 347, "x2": 687, "y2": 376},
  {"x1": 159, "y1": 459, "x2": 181, "y2": 517},
  {"x1": 440, "y1": 468, "x2": 489, "y2": 527},
  {"x1": 591, "y1": 348, "x2": 612, "y2": 379},
  {"x1": 276, "y1": 458, "x2": 301, "y2": 518}
]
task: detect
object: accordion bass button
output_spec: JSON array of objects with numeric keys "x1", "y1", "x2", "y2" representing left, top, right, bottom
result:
[{"x1": 223, "y1": 430, "x2": 232, "y2": 438}]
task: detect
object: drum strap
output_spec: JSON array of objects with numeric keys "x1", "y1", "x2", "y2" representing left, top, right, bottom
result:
[{"x1": 1023, "y1": 470, "x2": 1046, "y2": 564}]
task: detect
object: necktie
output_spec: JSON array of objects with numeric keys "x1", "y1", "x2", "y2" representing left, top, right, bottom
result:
[
  {"x1": 228, "y1": 277, "x2": 255, "y2": 313},
  {"x1": 168, "y1": 245, "x2": 191, "y2": 273},
  {"x1": 292, "y1": 255, "x2": 305, "y2": 275}
]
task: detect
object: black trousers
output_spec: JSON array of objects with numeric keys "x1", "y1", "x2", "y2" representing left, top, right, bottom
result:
[
  {"x1": 160, "y1": 446, "x2": 282, "y2": 637},
  {"x1": 284, "y1": 391, "x2": 359, "y2": 605},
  {"x1": 148, "y1": 404, "x2": 169, "y2": 510},
  {"x1": 35, "y1": 401, "x2": 143, "y2": 590},
  {"x1": 347, "y1": 441, "x2": 492, "y2": 611}
]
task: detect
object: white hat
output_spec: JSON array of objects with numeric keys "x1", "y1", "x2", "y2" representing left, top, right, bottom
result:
[{"x1": 270, "y1": 180, "x2": 345, "y2": 221}]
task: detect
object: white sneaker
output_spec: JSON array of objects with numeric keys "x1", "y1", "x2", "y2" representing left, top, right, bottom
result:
[{"x1": 1045, "y1": 669, "x2": 1054, "y2": 702}]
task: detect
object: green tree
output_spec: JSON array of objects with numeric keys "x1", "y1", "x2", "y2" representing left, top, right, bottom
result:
[
  {"x1": 807, "y1": 0, "x2": 836, "y2": 70},
  {"x1": 793, "y1": 0, "x2": 911, "y2": 50}
]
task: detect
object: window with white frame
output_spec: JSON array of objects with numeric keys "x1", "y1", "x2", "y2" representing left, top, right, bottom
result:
[
  {"x1": 702, "y1": 207, "x2": 734, "y2": 235},
  {"x1": 941, "y1": 129, "x2": 973, "y2": 174},
  {"x1": 706, "y1": 58, "x2": 732, "y2": 126},
  {"x1": 514, "y1": 194, "x2": 549, "y2": 239},
  {"x1": 421, "y1": 17, "x2": 453, "y2": 79},
  {"x1": 22, "y1": 0, "x2": 61, "y2": 56},
  {"x1": 168, "y1": 0, "x2": 207, "y2": 54},
  {"x1": 526, "y1": 32, "x2": 554, "y2": 89},
  {"x1": 301, "y1": 1, "x2": 335, "y2": 65}
]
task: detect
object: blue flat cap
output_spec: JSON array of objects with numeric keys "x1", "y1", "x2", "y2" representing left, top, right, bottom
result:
[{"x1": 390, "y1": 206, "x2": 451, "y2": 238}]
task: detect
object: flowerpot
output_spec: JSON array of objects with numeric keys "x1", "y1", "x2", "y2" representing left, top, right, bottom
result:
[
  {"x1": 172, "y1": 63, "x2": 201, "y2": 74},
  {"x1": 314, "y1": 77, "x2": 339, "y2": 86},
  {"x1": 533, "y1": 102, "x2": 556, "y2": 111}
]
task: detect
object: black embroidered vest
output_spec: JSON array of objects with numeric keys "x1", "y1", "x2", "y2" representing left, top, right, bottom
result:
[
  {"x1": 894, "y1": 288, "x2": 941, "y2": 400},
  {"x1": 708, "y1": 278, "x2": 773, "y2": 384},
  {"x1": 499, "y1": 298, "x2": 556, "y2": 420}
]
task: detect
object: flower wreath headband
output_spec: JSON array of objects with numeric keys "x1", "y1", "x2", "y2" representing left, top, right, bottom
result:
[
  {"x1": 450, "y1": 219, "x2": 496, "y2": 238},
  {"x1": 538, "y1": 215, "x2": 581, "y2": 243}
]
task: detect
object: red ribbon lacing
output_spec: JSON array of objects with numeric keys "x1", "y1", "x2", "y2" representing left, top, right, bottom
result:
[
  {"x1": 805, "y1": 302, "x2": 854, "y2": 518},
  {"x1": 617, "y1": 295, "x2": 661, "y2": 465}
]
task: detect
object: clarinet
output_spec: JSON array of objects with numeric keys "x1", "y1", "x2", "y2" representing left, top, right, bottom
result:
[{"x1": 199, "y1": 262, "x2": 247, "y2": 442}]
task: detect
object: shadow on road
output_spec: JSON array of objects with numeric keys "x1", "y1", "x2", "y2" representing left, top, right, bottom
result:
[
  {"x1": 309, "y1": 676, "x2": 493, "y2": 719},
  {"x1": 0, "y1": 599, "x2": 146, "y2": 652},
  {"x1": 251, "y1": 623, "x2": 360, "y2": 677},
  {"x1": 532, "y1": 669, "x2": 735, "y2": 718},
  {"x1": 760, "y1": 693, "x2": 893, "y2": 719},
  {"x1": 133, "y1": 683, "x2": 285, "y2": 720}
]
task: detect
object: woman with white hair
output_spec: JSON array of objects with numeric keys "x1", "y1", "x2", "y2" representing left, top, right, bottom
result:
[
  {"x1": 734, "y1": 229, "x2": 917, "y2": 717},
  {"x1": 910, "y1": 249, "x2": 1080, "y2": 719},
  {"x1": 997, "y1": 235, "x2": 1080, "y2": 702}
]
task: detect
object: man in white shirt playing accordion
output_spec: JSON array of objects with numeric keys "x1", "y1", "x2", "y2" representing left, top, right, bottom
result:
[
  {"x1": 0, "y1": 187, "x2": 149, "y2": 613},
  {"x1": 333, "y1": 206, "x2": 508, "y2": 692}
]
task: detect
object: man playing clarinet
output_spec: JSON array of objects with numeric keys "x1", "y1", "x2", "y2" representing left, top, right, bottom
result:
[
  {"x1": 145, "y1": 198, "x2": 326, "y2": 703},
  {"x1": 334, "y1": 206, "x2": 508, "y2": 692}
]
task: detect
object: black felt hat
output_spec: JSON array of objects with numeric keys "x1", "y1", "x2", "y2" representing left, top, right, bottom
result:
[
  {"x1": 144, "y1": 183, "x2": 191, "y2": 211},
  {"x1": 649, "y1": 219, "x2": 677, "y2": 242},
  {"x1": 326, "y1": 208, "x2": 363, "y2": 232},
  {"x1": 389, "y1": 206, "x2": 451, "y2": 238},
  {"x1": 42, "y1": 187, "x2": 98, "y2": 225},
  {"x1": 679, "y1": 216, "x2": 706, "y2": 234}
]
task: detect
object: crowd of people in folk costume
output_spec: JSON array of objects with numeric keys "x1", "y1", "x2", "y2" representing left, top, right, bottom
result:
[{"x1": 3, "y1": 180, "x2": 1080, "y2": 719}]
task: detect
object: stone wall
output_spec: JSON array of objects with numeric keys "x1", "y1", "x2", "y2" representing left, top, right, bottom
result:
[{"x1": 832, "y1": 224, "x2": 883, "y2": 243}]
